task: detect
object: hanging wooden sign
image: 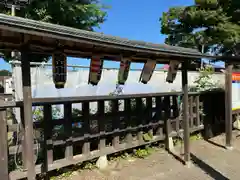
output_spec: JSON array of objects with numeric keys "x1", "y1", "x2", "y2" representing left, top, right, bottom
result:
[
  {"x1": 139, "y1": 60, "x2": 156, "y2": 84},
  {"x1": 166, "y1": 60, "x2": 180, "y2": 83},
  {"x1": 88, "y1": 56, "x2": 103, "y2": 85},
  {"x1": 52, "y1": 51, "x2": 67, "y2": 89},
  {"x1": 118, "y1": 58, "x2": 131, "y2": 85}
]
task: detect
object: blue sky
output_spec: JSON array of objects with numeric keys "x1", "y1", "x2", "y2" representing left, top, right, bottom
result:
[{"x1": 1, "y1": 0, "x2": 222, "y2": 71}]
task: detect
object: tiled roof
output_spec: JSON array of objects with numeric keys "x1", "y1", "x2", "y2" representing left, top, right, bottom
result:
[{"x1": 0, "y1": 14, "x2": 201, "y2": 57}]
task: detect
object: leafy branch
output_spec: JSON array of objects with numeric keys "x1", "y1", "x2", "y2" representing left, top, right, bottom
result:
[{"x1": 189, "y1": 65, "x2": 223, "y2": 92}]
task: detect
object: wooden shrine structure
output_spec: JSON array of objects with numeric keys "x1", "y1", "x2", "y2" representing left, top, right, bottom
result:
[{"x1": 0, "y1": 13, "x2": 238, "y2": 179}]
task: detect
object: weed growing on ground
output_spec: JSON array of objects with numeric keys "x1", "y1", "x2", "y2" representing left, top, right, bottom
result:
[{"x1": 46, "y1": 132, "x2": 202, "y2": 180}]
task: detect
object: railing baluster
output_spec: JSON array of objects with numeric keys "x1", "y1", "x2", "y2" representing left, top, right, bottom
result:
[
  {"x1": 64, "y1": 103, "x2": 73, "y2": 160},
  {"x1": 189, "y1": 96, "x2": 193, "y2": 128},
  {"x1": 163, "y1": 96, "x2": 172, "y2": 150},
  {"x1": 124, "y1": 99, "x2": 132, "y2": 146},
  {"x1": 82, "y1": 102, "x2": 90, "y2": 155},
  {"x1": 146, "y1": 97, "x2": 153, "y2": 136},
  {"x1": 163, "y1": 96, "x2": 171, "y2": 134},
  {"x1": 173, "y1": 95, "x2": 179, "y2": 132},
  {"x1": 196, "y1": 95, "x2": 200, "y2": 126},
  {"x1": 136, "y1": 98, "x2": 144, "y2": 143},
  {"x1": 155, "y1": 96, "x2": 163, "y2": 136},
  {"x1": 111, "y1": 100, "x2": 120, "y2": 149},
  {"x1": 43, "y1": 104, "x2": 53, "y2": 164},
  {"x1": 98, "y1": 100, "x2": 105, "y2": 150},
  {"x1": 43, "y1": 104, "x2": 53, "y2": 178}
]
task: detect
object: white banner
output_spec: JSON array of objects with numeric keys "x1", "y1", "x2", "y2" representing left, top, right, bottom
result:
[{"x1": 9, "y1": 65, "x2": 224, "y2": 99}]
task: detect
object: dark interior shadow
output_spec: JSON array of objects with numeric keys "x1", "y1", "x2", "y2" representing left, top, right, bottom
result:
[
  {"x1": 205, "y1": 139, "x2": 226, "y2": 149},
  {"x1": 201, "y1": 91, "x2": 225, "y2": 139},
  {"x1": 190, "y1": 153, "x2": 229, "y2": 180}
]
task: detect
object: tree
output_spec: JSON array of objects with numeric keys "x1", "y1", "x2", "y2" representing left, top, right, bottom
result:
[
  {"x1": 1, "y1": 0, "x2": 108, "y2": 62},
  {"x1": 160, "y1": 0, "x2": 240, "y2": 57},
  {"x1": 0, "y1": 69, "x2": 11, "y2": 76}
]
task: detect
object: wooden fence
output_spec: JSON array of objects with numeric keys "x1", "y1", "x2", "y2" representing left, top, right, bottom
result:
[{"x1": 2, "y1": 92, "x2": 205, "y2": 179}]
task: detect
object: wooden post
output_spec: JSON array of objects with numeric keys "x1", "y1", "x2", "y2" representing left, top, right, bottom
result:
[
  {"x1": 82, "y1": 102, "x2": 90, "y2": 155},
  {"x1": 98, "y1": 100, "x2": 106, "y2": 150},
  {"x1": 21, "y1": 48, "x2": 36, "y2": 179},
  {"x1": 0, "y1": 105, "x2": 9, "y2": 180},
  {"x1": 64, "y1": 103, "x2": 73, "y2": 160},
  {"x1": 225, "y1": 63, "x2": 233, "y2": 149},
  {"x1": 112, "y1": 100, "x2": 120, "y2": 149},
  {"x1": 124, "y1": 99, "x2": 133, "y2": 147},
  {"x1": 42, "y1": 104, "x2": 53, "y2": 180},
  {"x1": 164, "y1": 96, "x2": 173, "y2": 151},
  {"x1": 182, "y1": 61, "x2": 190, "y2": 166}
]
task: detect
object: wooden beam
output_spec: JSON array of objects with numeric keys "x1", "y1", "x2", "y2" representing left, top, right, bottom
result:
[
  {"x1": 182, "y1": 61, "x2": 190, "y2": 165},
  {"x1": 0, "y1": 100, "x2": 16, "y2": 108},
  {"x1": 21, "y1": 47, "x2": 36, "y2": 179},
  {"x1": 0, "y1": 105, "x2": 9, "y2": 180},
  {"x1": 225, "y1": 63, "x2": 233, "y2": 149},
  {"x1": 0, "y1": 43, "x2": 189, "y2": 63}
]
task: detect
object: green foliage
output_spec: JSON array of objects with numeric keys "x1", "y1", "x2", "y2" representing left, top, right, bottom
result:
[
  {"x1": 32, "y1": 107, "x2": 44, "y2": 122},
  {"x1": 142, "y1": 132, "x2": 153, "y2": 142},
  {"x1": 1, "y1": 0, "x2": 108, "y2": 63},
  {"x1": 160, "y1": 0, "x2": 240, "y2": 56},
  {"x1": 72, "y1": 108, "x2": 82, "y2": 117},
  {"x1": 32, "y1": 106, "x2": 84, "y2": 140},
  {"x1": 133, "y1": 147, "x2": 152, "y2": 159},
  {"x1": 33, "y1": 106, "x2": 62, "y2": 122},
  {"x1": 174, "y1": 132, "x2": 203, "y2": 145},
  {"x1": 0, "y1": 69, "x2": 11, "y2": 76},
  {"x1": 189, "y1": 65, "x2": 223, "y2": 92},
  {"x1": 49, "y1": 159, "x2": 97, "y2": 180},
  {"x1": 18, "y1": 1, "x2": 108, "y2": 30}
]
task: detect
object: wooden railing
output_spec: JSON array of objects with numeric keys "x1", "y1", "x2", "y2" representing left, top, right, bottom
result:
[{"x1": 1, "y1": 92, "x2": 204, "y2": 179}]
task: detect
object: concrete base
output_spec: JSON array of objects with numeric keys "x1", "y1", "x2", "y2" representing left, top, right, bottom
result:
[
  {"x1": 225, "y1": 146, "x2": 233, "y2": 151},
  {"x1": 233, "y1": 119, "x2": 240, "y2": 130},
  {"x1": 237, "y1": 119, "x2": 240, "y2": 129},
  {"x1": 96, "y1": 155, "x2": 108, "y2": 170},
  {"x1": 184, "y1": 161, "x2": 192, "y2": 168},
  {"x1": 167, "y1": 137, "x2": 175, "y2": 152}
]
